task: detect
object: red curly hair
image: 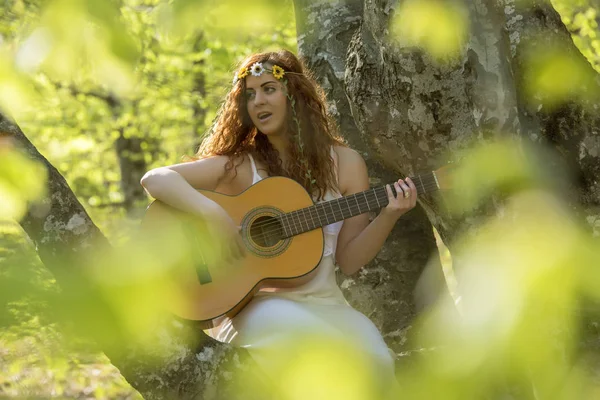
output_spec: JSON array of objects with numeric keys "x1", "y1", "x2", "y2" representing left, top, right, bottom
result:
[{"x1": 193, "y1": 49, "x2": 346, "y2": 200}]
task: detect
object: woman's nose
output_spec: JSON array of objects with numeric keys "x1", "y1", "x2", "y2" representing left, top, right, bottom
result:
[{"x1": 253, "y1": 91, "x2": 266, "y2": 105}]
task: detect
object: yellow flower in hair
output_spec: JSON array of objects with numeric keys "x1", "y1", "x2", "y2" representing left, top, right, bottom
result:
[
  {"x1": 271, "y1": 65, "x2": 285, "y2": 80},
  {"x1": 233, "y1": 66, "x2": 249, "y2": 84},
  {"x1": 238, "y1": 67, "x2": 249, "y2": 79}
]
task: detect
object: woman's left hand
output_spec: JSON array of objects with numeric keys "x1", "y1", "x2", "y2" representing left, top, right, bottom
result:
[{"x1": 380, "y1": 177, "x2": 417, "y2": 221}]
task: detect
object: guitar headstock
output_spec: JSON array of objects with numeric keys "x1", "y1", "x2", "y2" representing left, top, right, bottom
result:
[{"x1": 433, "y1": 164, "x2": 454, "y2": 190}]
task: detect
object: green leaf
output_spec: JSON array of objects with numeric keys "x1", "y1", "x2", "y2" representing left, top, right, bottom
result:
[{"x1": 0, "y1": 140, "x2": 47, "y2": 220}]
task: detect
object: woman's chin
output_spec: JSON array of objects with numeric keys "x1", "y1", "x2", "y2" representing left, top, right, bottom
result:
[{"x1": 260, "y1": 129, "x2": 284, "y2": 137}]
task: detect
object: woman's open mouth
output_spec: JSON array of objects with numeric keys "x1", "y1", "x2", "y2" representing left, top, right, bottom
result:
[{"x1": 257, "y1": 112, "x2": 272, "y2": 123}]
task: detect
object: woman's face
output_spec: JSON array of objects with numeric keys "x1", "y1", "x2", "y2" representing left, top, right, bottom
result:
[{"x1": 245, "y1": 68, "x2": 288, "y2": 137}]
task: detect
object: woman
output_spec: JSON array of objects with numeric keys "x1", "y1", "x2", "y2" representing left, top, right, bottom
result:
[{"x1": 141, "y1": 49, "x2": 416, "y2": 396}]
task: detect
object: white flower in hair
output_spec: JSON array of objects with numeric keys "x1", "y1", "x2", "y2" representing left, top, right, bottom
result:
[
  {"x1": 250, "y1": 62, "x2": 265, "y2": 77},
  {"x1": 232, "y1": 74, "x2": 238, "y2": 85}
]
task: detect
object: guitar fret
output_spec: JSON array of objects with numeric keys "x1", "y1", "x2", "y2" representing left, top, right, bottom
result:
[
  {"x1": 281, "y1": 215, "x2": 288, "y2": 237},
  {"x1": 314, "y1": 205, "x2": 324, "y2": 226},
  {"x1": 373, "y1": 188, "x2": 381, "y2": 208},
  {"x1": 328, "y1": 201, "x2": 337, "y2": 224},
  {"x1": 301, "y1": 208, "x2": 309, "y2": 233},
  {"x1": 288, "y1": 213, "x2": 294, "y2": 236},
  {"x1": 321, "y1": 203, "x2": 331, "y2": 224},
  {"x1": 353, "y1": 193, "x2": 362, "y2": 214},
  {"x1": 336, "y1": 199, "x2": 345, "y2": 220},
  {"x1": 432, "y1": 172, "x2": 440, "y2": 190},
  {"x1": 417, "y1": 175, "x2": 426, "y2": 194},
  {"x1": 308, "y1": 207, "x2": 316, "y2": 230},
  {"x1": 291, "y1": 211, "x2": 300, "y2": 236},
  {"x1": 379, "y1": 187, "x2": 387, "y2": 207},
  {"x1": 362, "y1": 191, "x2": 370, "y2": 212},
  {"x1": 344, "y1": 196, "x2": 352, "y2": 217}
]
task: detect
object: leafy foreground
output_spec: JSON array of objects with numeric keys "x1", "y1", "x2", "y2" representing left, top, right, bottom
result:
[{"x1": 0, "y1": 220, "x2": 141, "y2": 399}]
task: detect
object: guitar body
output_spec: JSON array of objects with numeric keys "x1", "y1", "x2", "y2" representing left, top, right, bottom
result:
[
  {"x1": 141, "y1": 165, "x2": 447, "y2": 328},
  {"x1": 142, "y1": 176, "x2": 324, "y2": 328}
]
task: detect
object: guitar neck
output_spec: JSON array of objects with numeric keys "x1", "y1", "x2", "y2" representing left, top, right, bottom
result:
[{"x1": 279, "y1": 171, "x2": 440, "y2": 238}]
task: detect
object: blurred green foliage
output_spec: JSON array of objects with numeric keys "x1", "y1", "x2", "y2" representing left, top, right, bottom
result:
[
  {"x1": 390, "y1": 0, "x2": 600, "y2": 109},
  {"x1": 1, "y1": 0, "x2": 296, "y2": 217},
  {"x1": 0, "y1": 222, "x2": 141, "y2": 399},
  {"x1": 0, "y1": 0, "x2": 296, "y2": 397},
  {"x1": 553, "y1": 0, "x2": 600, "y2": 72},
  {"x1": 390, "y1": 0, "x2": 469, "y2": 62},
  {"x1": 0, "y1": 138, "x2": 47, "y2": 220},
  {"x1": 397, "y1": 139, "x2": 600, "y2": 400}
]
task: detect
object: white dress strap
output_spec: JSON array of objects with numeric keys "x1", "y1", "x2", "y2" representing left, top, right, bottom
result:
[
  {"x1": 330, "y1": 146, "x2": 341, "y2": 195},
  {"x1": 248, "y1": 153, "x2": 261, "y2": 184}
]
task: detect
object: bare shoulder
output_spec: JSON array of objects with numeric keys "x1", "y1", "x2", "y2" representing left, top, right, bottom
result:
[
  {"x1": 333, "y1": 145, "x2": 369, "y2": 195},
  {"x1": 334, "y1": 145, "x2": 364, "y2": 165}
]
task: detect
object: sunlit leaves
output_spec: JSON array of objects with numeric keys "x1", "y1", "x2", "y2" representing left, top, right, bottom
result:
[
  {"x1": 521, "y1": 37, "x2": 600, "y2": 110},
  {"x1": 164, "y1": 0, "x2": 287, "y2": 39},
  {"x1": 390, "y1": 0, "x2": 469, "y2": 62},
  {"x1": 1, "y1": 0, "x2": 297, "y2": 209},
  {"x1": 399, "y1": 138, "x2": 600, "y2": 399},
  {"x1": 445, "y1": 139, "x2": 572, "y2": 213},
  {"x1": 553, "y1": 0, "x2": 600, "y2": 72},
  {"x1": 412, "y1": 190, "x2": 600, "y2": 397},
  {"x1": 275, "y1": 337, "x2": 381, "y2": 400},
  {"x1": 0, "y1": 50, "x2": 40, "y2": 119},
  {"x1": 230, "y1": 333, "x2": 388, "y2": 400},
  {"x1": 34, "y1": 0, "x2": 138, "y2": 95},
  {"x1": 0, "y1": 138, "x2": 46, "y2": 220}
]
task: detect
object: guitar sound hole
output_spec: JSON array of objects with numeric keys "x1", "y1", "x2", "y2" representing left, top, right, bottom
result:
[{"x1": 249, "y1": 216, "x2": 282, "y2": 247}]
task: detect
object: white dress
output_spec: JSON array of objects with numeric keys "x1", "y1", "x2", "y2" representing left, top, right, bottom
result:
[{"x1": 206, "y1": 150, "x2": 397, "y2": 394}]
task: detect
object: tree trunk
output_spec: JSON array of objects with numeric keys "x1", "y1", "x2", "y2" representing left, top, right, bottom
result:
[
  {"x1": 1, "y1": 112, "x2": 253, "y2": 400},
  {"x1": 116, "y1": 130, "x2": 148, "y2": 212},
  {"x1": 294, "y1": 0, "x2": 456, "y2": 359},
  {"x1": 191, "y1": 33, "x2": 208, "y2": 145},
  {"x1": 57, "y1": 85, "x2": 149, "y2": 212},
  {"x1": 297, "y1": 0, "x2": 600, "y2": 366},
  {"x1": 110, "y1": 101, "x2": 147, "y2": 213},
  {"x1": 340, "y1": 0, "x2": 600, "y2": 241}
]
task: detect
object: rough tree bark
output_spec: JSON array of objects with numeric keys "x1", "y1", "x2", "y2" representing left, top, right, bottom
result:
[
  {"x1": 297, "y1": 0, "x2": 600, "y2": 360},
  {"x1": 294, "y1": 0, "x2": 453, "y2": 359},
  {"x1": 5, "y1": 0, "x2": 600, "y2": 398},
  {"x1": 339, "y1": 0, "x2": 600, "y2": 240}
]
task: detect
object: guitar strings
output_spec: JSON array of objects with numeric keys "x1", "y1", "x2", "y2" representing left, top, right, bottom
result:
[
  {"x1": 245, "y1": 180, "x2": 440, "y2": 243},
  {"x1": 270, "y1": 180, "x2": 440, "y2": 233},
  {"x1": 246, "y1": 174, "x2": 439, "y2": 237},
  {"x1": 248, "y1": 180, "x2": 440, "y2": 240}
]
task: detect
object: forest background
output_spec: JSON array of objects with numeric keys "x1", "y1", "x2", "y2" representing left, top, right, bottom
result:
[
  {"x1": 1, "y1": 0, "x2": 600, "y2": 398},
  {"x1": 1, "y1": 0, "x2": 295, "y2": 397}
]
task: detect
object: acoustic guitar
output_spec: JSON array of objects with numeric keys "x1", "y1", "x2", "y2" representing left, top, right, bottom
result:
[{"x1": 141, "y1": 167, "x2": 450, "y2": 328}]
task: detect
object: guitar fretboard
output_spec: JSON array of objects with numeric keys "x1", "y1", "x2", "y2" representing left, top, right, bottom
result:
[{"x1": 278, "y1": 171, "x2": 439, "y2": 238}]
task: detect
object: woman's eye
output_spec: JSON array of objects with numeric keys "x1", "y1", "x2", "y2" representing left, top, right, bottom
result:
[
  {"x1": 265, "y1": 86, "x2": 275, "y2": 93},
  {"x1": 246, "y1": 92, "x2": 255, "y2": 100}
]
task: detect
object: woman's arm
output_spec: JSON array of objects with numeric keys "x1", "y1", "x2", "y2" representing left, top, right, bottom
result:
[
  {"x1": 140, "y1": 155, "x2": 229, "y2": 218},
  {"x1": 140, "y1": 155, "x2": 245, "y2": 258},
  {"x1": 334, "y1": 148, "x2": 416, "y2": 276}
]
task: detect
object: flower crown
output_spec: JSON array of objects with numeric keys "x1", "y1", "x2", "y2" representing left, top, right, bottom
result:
[
  {"x1": 232, "y1": 62, "x2": 287, "y2": 85},
  {"x1": 232, "y1": 61, "x2": 316, "y2": 190}
]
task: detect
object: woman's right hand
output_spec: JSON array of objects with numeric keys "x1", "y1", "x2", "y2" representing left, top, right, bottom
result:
[{"x1": 204, "y1": 205, "x2": 246, "y2": 262}]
